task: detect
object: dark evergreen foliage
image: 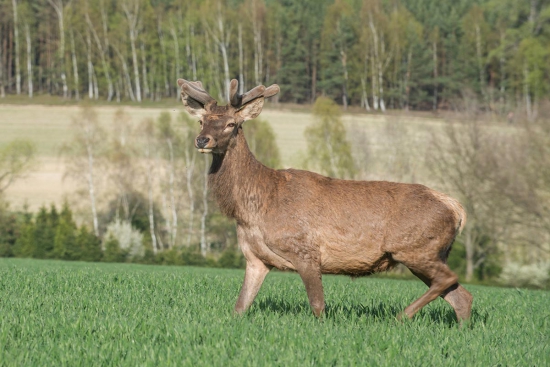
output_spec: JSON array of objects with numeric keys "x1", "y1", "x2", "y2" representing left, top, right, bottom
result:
[{"x1": 2, "y1": 0, "x2": 546, "y2": 111}]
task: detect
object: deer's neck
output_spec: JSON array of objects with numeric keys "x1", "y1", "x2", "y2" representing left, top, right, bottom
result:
[{"x1": 208, "y1": 130, "x2": 280, "y2": 224}]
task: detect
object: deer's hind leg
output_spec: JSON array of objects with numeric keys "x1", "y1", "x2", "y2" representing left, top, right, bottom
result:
[
  {"x1": 441, "y1": 283, "x2": 473, "y2": 321},
  {"x1": 392, "y1": 250, "x2": 459, "y2": 320},
  {"x1": 410, "y1": 270, "x2": 472, "y2": 321}
]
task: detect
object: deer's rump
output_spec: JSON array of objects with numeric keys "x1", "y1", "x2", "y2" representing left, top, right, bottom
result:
[{"x1": 259, "y1": 170, "x2": 465, "y2": 276}]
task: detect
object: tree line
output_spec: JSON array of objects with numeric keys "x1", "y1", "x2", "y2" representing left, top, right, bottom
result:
[
  {"x1": 0, "y1": 0, "x2": 549, "y2": 115},
  {"x1": 0, "y1": 201, "x2": 247, "y2": 268}
]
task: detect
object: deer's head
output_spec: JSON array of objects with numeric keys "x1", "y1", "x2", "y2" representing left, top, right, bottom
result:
[{"x1": 177, "y1": 79, "x2": 279, "y2": 154}]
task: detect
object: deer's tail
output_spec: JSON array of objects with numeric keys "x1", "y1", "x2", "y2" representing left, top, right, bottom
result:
[{"x1": 430, "y1": 190, "x2": 467, "y2": 234}]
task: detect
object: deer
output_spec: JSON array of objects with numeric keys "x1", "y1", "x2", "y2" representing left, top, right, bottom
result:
[{"x1": 177, "y1": 78, "x2": 473, "y2": 322}]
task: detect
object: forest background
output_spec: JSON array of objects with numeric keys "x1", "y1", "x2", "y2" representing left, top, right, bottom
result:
[{"x1": 0, "y1": 0, "x2": 549, "y2": 288}]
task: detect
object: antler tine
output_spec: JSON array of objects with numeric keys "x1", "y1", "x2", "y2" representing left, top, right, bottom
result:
[
  {"x1": 230, "y1": 79, "x2": 279, "y2": 108},
  {"x1": 263, "y1": 84, "x2": 280, "y2": 99},
  {"x1": 229, "y1": 79, "x2": 240, "y2": 106},
  {"x1": 178, "y1": 78, "x2": 216, "y2": 106}
]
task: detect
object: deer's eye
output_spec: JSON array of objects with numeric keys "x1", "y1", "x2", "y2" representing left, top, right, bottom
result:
[{"x1": 226, "y1": 123, "x2": 236, "y2": 129}]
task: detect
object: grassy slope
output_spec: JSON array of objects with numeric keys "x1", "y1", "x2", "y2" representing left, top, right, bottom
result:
[
  {"x1": 0, "y1": 103, "x2": 446, "y2": 210},
  {"x1": 1, "y1": 258, "x2": 548, "y2": 366}
]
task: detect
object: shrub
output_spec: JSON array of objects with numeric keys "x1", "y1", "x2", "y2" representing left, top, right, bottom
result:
[
  {"x1": 499, "y1": 262, "x2": 550, "y2": 289},
  {"x1": 104, "y1": 220, "x2": 144, "y2": 258}
]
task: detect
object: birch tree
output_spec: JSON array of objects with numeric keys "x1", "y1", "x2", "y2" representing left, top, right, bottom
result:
[
  {"x1": 63, "y1": 107, "x2": 105, "y2": 236},
  {"x1": 157, "y1": 112, "x2": 179, "y2": 248},
  {"x1": 0, "y1": 26, "x2": 4, "y2": 98},
  {"x1": 361, "y1": 0, "x2": 391, "y2": 111},
  {"x1": 24, "y1": 23, "x2": 32, "y2": 98},
  {"x1": 12, "y1": 0, "x2": 21, "y2": 95},
  {"x1": 47, "y1": 0, "x2": 69, "y2": 98},
  {"x1": 200, "y1": 154, "x2": 209, "y2": 256},
  {"x1": 178, "y1": 112, "x2": 198, "y2": 247},
  {"x1": 202, "y1": 0, "x2": 232, "y2": 101},
  {"x1": 107, "y1": 109, "x2": 137, "y2": 221},
  {"x1": 139, "y1": 118, "x2": 158, "y2": 253},
  {"x1": 0, "y1": 140, "x2": 36, "y2": 195},
  {"x1": 84, "y1": 0, "x2": 114, "y2": 101},
  {"x1": 122, "y1": 0, "x2": 142, "y2": 102}
]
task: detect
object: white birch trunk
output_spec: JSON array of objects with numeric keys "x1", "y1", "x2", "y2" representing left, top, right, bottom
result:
[
  {"x1": 144, "y1": 140, "x2": 157, "y2": 253},
  {"x1": 340, "y1": 47, "x2": 348, "y2": 110},
  {"x1": 167, "y1": 139, "x2": 177, "y2": 248},
  {"x1": 219, "y1": 42, "x2": 230, "y2": 102},
  {"x1": 130, "y1": 32, "x2": 141, "y2": 102},
  {"x1": 190, "y1": 26, "x2": 197, "y2": 80},
  {"x1": 368, "y1": 14, "x2": 380, "y2": 111},
  {"x1": 499, "y1": 31, "x2": 506, "y2": 110},
  {"x1": 113, "y1": 45, "x2": 136, "y2": 101},
  {"x1": 184, "y1": 148, "x2": 196, "y2": 247},
  {"x1": 47, "y1": 0, "x2": 68, "y2": 98},
  {"x1": 85, "y1": 135, "x2": 100, "y2": 236},
  {"x1": 158, "y1": 23, "x2": 169, "y2": 97},
  {"x1": 25, "y1": 24, "x2": 32, "y2": 98},
  {"x1": 170, "y1": 25, "x2": 180, "y2": 98},
  {"x1": 200, "y1": 154, "x2": 209, "y2": 256},
  {"x1": 70, "y1": 30, "x2": 79, "y2": 100},
  {"x1": 205, "y1": 4, "x2": 231, "y2": 101},
  {"x1": 371, "y1": 48, "x2": 378, "y2": 110},
  {"x1": 12, "y1": 0, "x2": 21, "y2": 95},
  {"x1": 85, "y1": 10, "x2": 114, "y2": 101},
  {"x1": 123, "y1": 1, "x2": 141, "y2": 102},
  {"x1": 161, "y1": 192, "x2": 171, "y2": 246},
  {"x1": 92, "y1": 68, "x2": 99, "y2": 99},
  {"x1": 433, "y1": 39, "x2": 438, "y2": 111},
  {"x1": 238, "y1": 23, "x2": 244, "y2": 94},
  {"x1": 378, "y1": 59, "x2": 385, "y2": 112},
  {"x1": 0, "y1": 27, "x2": 5, "y2": 98},
  {"x1": 140, "y1": 43, "x2": 149, "y2": 99},
  {"x1": 86, "y1": 30, "x2": 94, "y2": 99}
]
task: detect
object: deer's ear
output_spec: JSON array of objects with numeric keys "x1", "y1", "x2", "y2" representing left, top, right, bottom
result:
[{"x1": 235, "y1": 97, "x2": 265, "y2": 122}]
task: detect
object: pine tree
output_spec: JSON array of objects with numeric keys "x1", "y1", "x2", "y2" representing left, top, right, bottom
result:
[
  {"x1": 102, "y1": 234, "x2": 126, "y2": 263},
  {"x1": 53, "y1": 203, "x2": 78, "y2": 260},
  {"x1": 33, "y1": 206, "x2": 56, "y2": 258},
  {"x1": 77, "y1": 226, "x2": 102, "y2": 262},
  {"x1": 12, "y1": 221, "x2": 35, "y2": 258},
  {"x1": 53, "y1": 220, "x2": 77, "y2": 260}
]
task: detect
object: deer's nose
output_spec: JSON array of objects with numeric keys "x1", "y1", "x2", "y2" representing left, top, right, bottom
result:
[{"x1": 196, "y1": 136, "x2": 210, "y2": 148}]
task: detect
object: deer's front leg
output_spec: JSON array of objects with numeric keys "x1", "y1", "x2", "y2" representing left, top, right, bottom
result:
[
  {"x1": 234, "y1": 257, "x2": 270, "y2": 315},
  {"x1": 296, "y1": 263, "x2": 325, "y2": 317}
]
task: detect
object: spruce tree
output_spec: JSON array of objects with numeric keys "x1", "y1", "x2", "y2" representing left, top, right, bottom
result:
[{"x1": 77, "y1": 226, "x2": 102, "y2": 262}]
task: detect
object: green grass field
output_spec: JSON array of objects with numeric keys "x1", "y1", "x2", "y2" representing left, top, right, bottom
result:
[{"x1": 1, "y1": 258, "x2": 548, "y2": 366}]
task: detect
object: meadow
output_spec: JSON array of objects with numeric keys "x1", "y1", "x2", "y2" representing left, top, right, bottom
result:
[
  {"x1": 0, "y1": 102, "x2": 445, "y2": 210},
  {"x1": 0, "y1": 258, "x2": 548, "y2": 366}
]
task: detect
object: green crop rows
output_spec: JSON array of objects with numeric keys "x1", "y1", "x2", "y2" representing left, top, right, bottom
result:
[{"x1": 1, "y1": 258, "x2": 548, "y2": 366}]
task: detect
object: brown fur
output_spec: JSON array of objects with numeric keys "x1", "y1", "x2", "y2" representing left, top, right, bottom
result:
[{"x1": 178, "y1": 78, "x2": 473, "y2": 322}]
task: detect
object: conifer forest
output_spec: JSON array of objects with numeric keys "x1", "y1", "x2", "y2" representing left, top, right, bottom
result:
[{"x1": 0, "y1": 0, "x2": 548, "y2": 113}]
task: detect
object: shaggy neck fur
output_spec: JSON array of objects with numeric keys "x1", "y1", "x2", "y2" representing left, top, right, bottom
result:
[{"x1": 208, "y1": 129, "x2": 281, "y2": 225}]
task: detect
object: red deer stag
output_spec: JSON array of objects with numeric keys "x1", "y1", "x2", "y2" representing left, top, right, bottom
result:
[{"x1": 177, "y1": 78, "x2": 473, "y2": 322}]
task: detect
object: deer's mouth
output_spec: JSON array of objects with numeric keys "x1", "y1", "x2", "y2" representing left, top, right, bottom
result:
[{"x1": 198, "y1": 148, "x2": 213, "y2": 154}]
